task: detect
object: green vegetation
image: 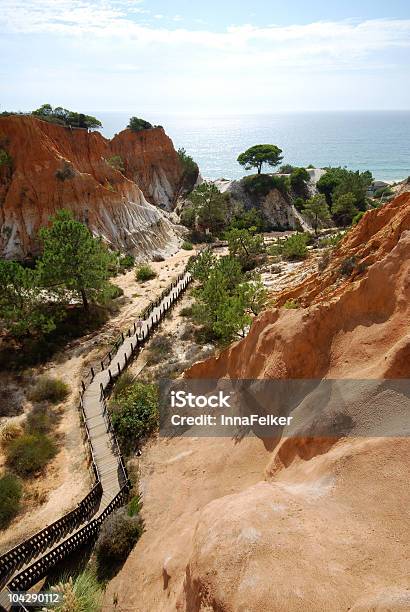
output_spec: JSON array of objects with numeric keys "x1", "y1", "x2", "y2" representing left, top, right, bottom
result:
[
  {"x1": 117, "y1": 253, "x2": 135, "y2": 272},
  {"x1": 302, "y1": 194, "x2": 331, "y2": 235},
  {"x1": 317, "y1": 167, "x2": 372, "y2": 211},
  {"x1": 28, "y1": 375, "x2": 69, "y2": 404},
  {"x1": 55, "y1": 162, "x2": 75, "y2": 181},
  {"x1": 188, "y1": 250, "x2": 267, "y2": 343},
  {"x1": 127, "y1": 494, "x2": 143, "y2": 517},
  {"x1": 181, "y1": 240, "x2": 194, "y2": 250},
  {"x1": 147, "y1": 334, "x2": 172, "y2": 365},
  {"x1": 177, "y1": 148, "x2": 199, "y2": 193},
  {"x1": 51, "y1": 570, "x2": 103, "y2": 612},
  {"x1": 26, "y1": 404, "x2": 59, "y2": 435},
  {"x1": 284, "y1": 299, "x2": 300, "y2": 309},
  {"x1": 237, "y1": 144, "x2": 283, "y2": 174},
  {"x1": 107, "y1": 155, "x2": 125, "y2": 173},
  {"x1": 290, "y1": 167, "x2": 310, "y2": 200},
  {"x1": 0, "y1": 260, "x2": 57, "y2": 337},
  {"x1": 332, "y1": 192, "x2": 358, "y2": 226},
  {"x1": 318, "y1": 232, "x2": 344, "y2": 248},
  {"x1": 242, "y1": 173, "x2": 289, "y2": 199},
  {"x1": 32, "y1": 104, "x2": 102, "y2": 129},
  {"x1": 127, "y1": 116, "x2": 153, "y2": 131},
  {"x1": 225, "y1": 228, "x2": 265, "y2": 271},
  {"x1": 6, "y1": 433, "x2": 57, "y2": 476},
  {"x1": 38, "y1": 210, "x2": 114, "y2": 311},
  {"x1": 281, "y1": 233, "x2": 309, "y2": 260},
  {"x1": 0, "y1": 148, "x2": 12, "y2": 167},
  {"x1": 135, "y1": 264, "x2": 156, "y2": 282},
  {"x1": 110, "y1": 382, "x2": 159, "y2": 451},
  {"x1": 183, "y1": 182, "x2": 228, "y2": 237},
  {"x1": 352, "y1": 211, "x2": 365, "y2": 225},
  {"x1": 0, "y1": 473, "x2": 22, "y2": 529},
  {"x1": 95, "y1": 508, "x2": 143, "y2": 579},
  {"x1": 279, "y1": 164, "x2": 295, "y2": 174},
  {"x1": 340, "y1": 256, "x2": 357, "y2": 277},
  {"x1": 229, "y1": 207, "x2": 265, "y2": 232}
]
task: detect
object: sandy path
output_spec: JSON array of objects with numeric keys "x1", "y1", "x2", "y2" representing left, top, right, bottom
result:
[{"x1": 0, "y1": 249, "x2": 195, "y2": 554}]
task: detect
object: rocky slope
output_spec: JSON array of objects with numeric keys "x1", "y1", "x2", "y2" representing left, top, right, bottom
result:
[
  {"x1": 0, "y1": 116, "x2": 187, "y2": 259},
  {"x1": 105, "y1": 193, "x2": 410, "y2": 611},
  {"x1": 215, "y1": 177, "x2": 307, "y2": 230}
]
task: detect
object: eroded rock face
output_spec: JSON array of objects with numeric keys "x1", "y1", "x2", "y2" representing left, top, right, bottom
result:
[
  {"x1": 111, "y1": 127, "x2": 187, "y2": 210},
  {"x1": 216, "y1": 177, "x2": 304, "y2": 230},
  {"x1": 0, "y1": 116, "x2": 186, "y2": 259},
  {"x1": 103, "y1": 196, "x2": 410, "y2": 612}
]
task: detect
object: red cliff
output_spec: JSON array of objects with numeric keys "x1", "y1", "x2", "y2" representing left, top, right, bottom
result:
[{"x1": 0, "y1": 116, "x2": 185, "y2": 259}]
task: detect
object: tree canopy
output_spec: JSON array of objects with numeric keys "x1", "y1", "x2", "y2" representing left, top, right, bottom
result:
[
  {"x1": 331, "y1": 192, "x2": 359, "y2": 226},
  {"x1": 237, "y1": 144, "x2": 283, "y2": 174},
  {"x1": 32, "y1": 104, "x2": 102, "y2": 129},
  {"x1": 37, "y1": 210, "x2": 114, "y2": 310},
  {"x1": 177, "y1": 148, "x2": 199, "y2": 194},
  {"x1": 302, "y1": 194, "x2": 331, "y2": 235},
  {"x1": 182, "y1": 182, "x2": 228, "y2": 236},
  {"x1": 127, "y1": 117, "x2": 153, "y2": 131},
  {"x1": 317, "y1": 167, "x2": 372, "y2": 210}
]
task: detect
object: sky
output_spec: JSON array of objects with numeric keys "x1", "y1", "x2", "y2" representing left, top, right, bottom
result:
[{"x1": 1, "y1": 0, "x2": 410, "y2": 115}]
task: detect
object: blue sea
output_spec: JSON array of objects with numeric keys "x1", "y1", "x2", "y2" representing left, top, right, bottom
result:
[{"x1": 95, "y1": 111, "x2": 410, "y2": 182}]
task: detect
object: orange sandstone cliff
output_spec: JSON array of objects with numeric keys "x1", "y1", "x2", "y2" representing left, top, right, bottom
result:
[
  {"x1": 104, "y1": 193, "x2": 410, "y2": 612},
  {"x1": 0, "y1": 115, "x2": 187, "y2": 259}
]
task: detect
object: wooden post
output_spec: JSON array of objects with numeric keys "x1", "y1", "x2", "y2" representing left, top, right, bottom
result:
[
  {"x1": 81, "y1": 380, "x2": 86, "y2": 392},
  {"x1": 109, "y1": 369, "x2": 113, "y2": 382},
  {"x1": 101, "y1": 361, "x2": 104, "y2": 371},
  {"x1": 118, "y1": 363, "x2": 121, "y2": 375},
  {"x1": 108, "y1": 351, "x2": 112, "y2": 363},
  {"x1": 91, "y1": 367, "x2": 95, "y2": 380}
]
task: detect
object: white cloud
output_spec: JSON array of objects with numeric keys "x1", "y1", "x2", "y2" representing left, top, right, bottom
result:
[{"x1": 0, "y1": 1, "x2": 409, "y2": 113}]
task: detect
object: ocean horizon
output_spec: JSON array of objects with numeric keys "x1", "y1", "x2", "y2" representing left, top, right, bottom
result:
[{"x1": 94, "y1": 110, "x2": 410, "y2": 183}]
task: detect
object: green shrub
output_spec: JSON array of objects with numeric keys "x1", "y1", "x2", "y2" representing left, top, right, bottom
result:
[
  {"x1": 112, "y1": 371, "x2": 135, "y2": 400},
  {"x1": 119, "y1": 253, "x2": 135, "y2": 271},
  {"x1": 179, "y1": 305, "x2": 193, "y2": 317},
  {"x1": 55, "y1": 162, "x2": 75, "y2": 181},
  {"x1": 0, "y1": 473, "x2": 22, "y2": 529},
  {"x1": 0, "y1": 148, "x2": 12, "y2": 168},
  {"x1": 242, "y1": 174, "x2": 289, "y2": 198},
  {"x1": 352, "y1": 211, "x2": 365, "y2": 225},
  {"x1": 110, "y1": 382, "x2": 159, "y2": 449},
  {"x1": 127, "y1": 116, "x2": 153, "y2": 131},
  {"x1": 181, "y1": 241, "x2": 194, "y2": 251},
  {"x1": 135, "y1": 265, "x2": 156, "y2": 282},
  {"x1": 340, "y1": 256, "x2": 357, "y2": 276},
  {"x1": 107, "y1": 155, "x2": 125, "y2": 173},
  {"x1": 147, "y1": 334, "x2": 172, "y2": 365},
  {"x1": 51, "y1": 570, "x2": 102, "y2": 612},
  {"x1": 6, "y1": 433, "x2": 57, "y2": 476},
  {"x1": 127, "y1": 494, "x2": 143, "y2": 517},
  {"x1": 284, "y1": 299, "x2": 300, "y2": 309},
  {"x1": 318, "y1": 232, "x2": 344, "y2": 248},
  {"x1": 95, "y1": 508, "x2": 143, "y2": 579},
  {"x1": 26, "y1": 404, "x2": 59, "y2": 435},
  {"x1": 101, "y1": 282, "x2": 124, "y2": 303},
  {"x1": 28, "y1": 376, "x2": 69, "y2": 404},
  {"x1": 281, "y1": 234, "x2": 308, "y2": 260}
]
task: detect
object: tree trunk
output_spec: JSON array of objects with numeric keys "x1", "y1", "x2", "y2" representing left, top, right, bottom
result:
[{"x1": 80, "y1": 288, "x2": 89, "y2": 311}]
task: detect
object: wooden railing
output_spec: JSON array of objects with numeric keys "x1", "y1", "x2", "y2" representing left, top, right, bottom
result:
[{"x1": 0, "y1": 256, "x2": 196, "y2": 598}]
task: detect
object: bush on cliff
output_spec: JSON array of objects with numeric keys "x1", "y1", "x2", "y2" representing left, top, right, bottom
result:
[
  {"x1": 177, "y1": 148, "x2": 199, "y2": 194},
  {"x1": 32, "y1": 104, "x2": 102, "y2": 129},
  {"x1": 185, "y1": 182, "x2": 229, "y2": 237},
  {"x1": 317, "y1": 167, "x2": 372, "y2": 210},
  {"x1": 0, "y1": 473, "x2": 22, "y2": 529},
  {"x1": 242, "y1": 174, "x2": 289, "y2": 199},
  {"x1": 127, "y1": 116, "x2": 153, "y2": 131}
]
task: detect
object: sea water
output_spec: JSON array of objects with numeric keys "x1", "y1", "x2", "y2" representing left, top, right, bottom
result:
[{"x1": 95, "y1": 111, "x2": 410, "y2": 182}]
